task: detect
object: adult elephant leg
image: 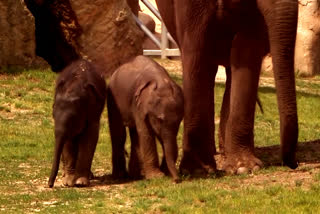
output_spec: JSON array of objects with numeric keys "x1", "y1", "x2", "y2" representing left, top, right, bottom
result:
[
  {"x1": 74, "y1": 122, "x2": 100, "y2": 187},
  {"x1": 258, "y1": 0, "x2": 298, "y2": 169},
  {"x1": 167, "y1": 0, "x2": 217, "y2": 175},
  {"x1": 179, "y1": 53, "x2": 218, "y2": 175},
  {"x1": 128, "y1": 127, "x2": 143, "y2": 179},
  {"x1": 107, "y1": 91, "x2": 128, "y2": 179},
  {"x1": 224, "y1": 31, "x2": 266, "y2": 174},
  {"x1": 218, "y1": 66, "x2": 231, "y2": 154}
]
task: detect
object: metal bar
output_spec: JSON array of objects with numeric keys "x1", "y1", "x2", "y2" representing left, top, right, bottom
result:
[
  {"x1": 140, "y1": 0, "x2": 162, "y2": 21},
  {"x1": 133, "y1": 14, "x2": 161, "y2": 48},
  {"x1": 167, "y1": 33, "x2": 178, "y2": 46},
  {"x1": 143, "y1": 49, "x2": 181, "y2": 56},
  {"x1": 164, "y1": 48, "x2": 180, "y2": 56},
  {"x1": 143, "y1": 50, "x2": 162, "y2": 55},
  {"x1": 161, "y1": 22, "x2": 168, "y2": 59}
]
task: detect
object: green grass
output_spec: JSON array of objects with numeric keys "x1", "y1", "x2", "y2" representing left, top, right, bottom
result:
[{"x1": 0, "y1": 64, "x2": 320, "y2": 213}]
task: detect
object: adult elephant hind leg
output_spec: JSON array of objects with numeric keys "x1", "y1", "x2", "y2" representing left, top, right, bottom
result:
[
  {"x1": 223, "y1": 31, "x2": 266, "y2": 174},
  {"x1": 74, "y1": 122, "x2": 100, "y2": 187},
  {"x1": 218, "y1": 66, "x2": 231, "y2": 155},
  {"x1": 107, "y1": 91, "x2": 128, "y2": 179},
  {"x1": 128, "y1": 127, "x2": 143, "y2": 179}
]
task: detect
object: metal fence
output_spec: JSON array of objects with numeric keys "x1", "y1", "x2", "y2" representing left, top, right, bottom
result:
[{"x1": 133, "y1": 0, "x2": 180, "y2": 59}]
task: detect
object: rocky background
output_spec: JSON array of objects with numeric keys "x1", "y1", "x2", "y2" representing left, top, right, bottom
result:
[
  {"x1": 0, "y1": 0, "x2": 143, "y2": 76},
  {"x1": 0, "y1": 0, "x2": 47, "y2": 69},
  {"x1": 0, "y1": 0, "x2": 319, "y2": 76}
]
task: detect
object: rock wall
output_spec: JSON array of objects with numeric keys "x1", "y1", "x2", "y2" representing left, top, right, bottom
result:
[
  {"x1": 262, "y1": 0, "x2": 320, "y2": 76},
  {"x1": 69, "y1": 0, "x2": 144, "y2": 76},
  {"x1": 0, "y1": 0, "x2": 47, "y2": 70},
  {"x1": 23, "y1": 0, "x2": 143, "y2": 76},
  {"x1": 295, "y1": 0, "x2": 320, "y2": 76}
]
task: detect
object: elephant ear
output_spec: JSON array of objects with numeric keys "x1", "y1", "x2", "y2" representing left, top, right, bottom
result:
[
  {"x1": 135, "y1": 81, "x2": 166, "y2": 120},
  {"x1": 134, "y1": 81, "x2": 157, "y2": 107}
]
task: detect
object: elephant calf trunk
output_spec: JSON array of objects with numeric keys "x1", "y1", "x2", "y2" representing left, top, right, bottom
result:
[{"x1": 48, "y1": 135, "x2": 65, "y2": 188}]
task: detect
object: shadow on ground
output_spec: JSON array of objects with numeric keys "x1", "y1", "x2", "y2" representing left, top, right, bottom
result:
[
  {"x1": 255, "y1": 139, "x2": 320, "y2": 166},
  {"x1": 214, "y1": 139, "x2": 320, "y2": 170}
]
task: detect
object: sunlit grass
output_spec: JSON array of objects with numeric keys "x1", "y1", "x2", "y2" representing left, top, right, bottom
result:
[{"x1": 0, "y1": 64, "x2": 320, "y2": 213}]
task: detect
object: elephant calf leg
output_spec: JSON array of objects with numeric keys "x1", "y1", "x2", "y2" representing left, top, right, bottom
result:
[
  {"x1": 74, "y1": 123, "x2": 99, "y2": 187},
  {"x1": 61, "y1": 140, "x2": 77, "y2": 187}
]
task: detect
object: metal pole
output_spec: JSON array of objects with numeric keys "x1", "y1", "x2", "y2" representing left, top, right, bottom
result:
[
  {"x1": 161, "y1": 22, "x2": 168, "y2": 59},
  {"x1": 133, "y1": 14, "x2": 161, "y2": 48},
  {"x1": 140, "y1": 0, "x2": 162, "y2": 21}
]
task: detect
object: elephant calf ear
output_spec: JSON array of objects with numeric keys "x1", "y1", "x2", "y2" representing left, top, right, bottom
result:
[{"x1": 134, "y1": 81, "x2": 157, "y2": 106}]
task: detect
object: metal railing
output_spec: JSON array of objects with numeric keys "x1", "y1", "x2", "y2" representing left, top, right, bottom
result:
[{"x1": 134, "y1": 0, "x2": 180, "y2": 59}]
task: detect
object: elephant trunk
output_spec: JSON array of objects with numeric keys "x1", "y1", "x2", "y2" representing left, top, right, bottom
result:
[
  {"x1": 48, "y1": 132, "x2": 65, "y2": 188},
  {"x1": 259, "y1": 0, "x2": 298, "y2": 168},
  {"x1": 161, "y1": 133, "x2": 180, "y2": 182}
]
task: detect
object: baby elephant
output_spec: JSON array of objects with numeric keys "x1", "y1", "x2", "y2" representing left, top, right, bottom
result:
[
  {"x1": 107, "y1": 56, "x2": 183, "y2": 182},
  {"x1": 48, "y1": 59, "x2": 106, "y2": 188}
]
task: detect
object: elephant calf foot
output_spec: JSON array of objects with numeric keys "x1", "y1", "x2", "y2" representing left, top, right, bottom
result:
[
  {"x1": 74, "y1": 177, "x2": 90, "y2": 187},
  {"x1": 62, "y1": 174, "x2": 75, "y2": 187},
  {"x1": 223, "y1": 152, "x2": 263, "y2": 175}
]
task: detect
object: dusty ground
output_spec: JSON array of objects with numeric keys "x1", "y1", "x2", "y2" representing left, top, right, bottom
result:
[{"x1": 45, "y1": 139, "x2": 320, "y2": 191}]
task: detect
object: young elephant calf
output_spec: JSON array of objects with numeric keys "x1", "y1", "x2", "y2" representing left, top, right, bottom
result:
[
  {"x1": 107, "y1": 56, "x2": 183, "y2": 182},
  {"x1": 48, "y1": 59, "x2": 106, "y2": 188}
]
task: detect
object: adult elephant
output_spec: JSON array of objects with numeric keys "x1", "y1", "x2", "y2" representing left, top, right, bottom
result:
[{"x1": 155, "y1": 0, "x2": 299, "y2": 174}]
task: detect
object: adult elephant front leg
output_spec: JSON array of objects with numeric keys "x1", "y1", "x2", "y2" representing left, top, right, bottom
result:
[
  {"x1": 175, "y1": 1, "x2": 217, "y2": 176},
  {"x1": 224, "y1": 31, "x2": 267, "y2": 174},
  {"x1": 180, "y1": 52, "x2": 217, "y2": 175}
]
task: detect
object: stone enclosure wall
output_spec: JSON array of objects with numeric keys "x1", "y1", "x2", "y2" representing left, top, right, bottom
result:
[
  {"x1": 0, "y1": 0, "x2": 319, "y2": 76},
  {"x1": 0, "y1": 0, "x2": 47, "y2": 69}
]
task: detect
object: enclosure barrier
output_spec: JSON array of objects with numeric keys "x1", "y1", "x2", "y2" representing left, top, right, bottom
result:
[{"x1": 134, "y1": 0, "x2": 180, "y2": 59}]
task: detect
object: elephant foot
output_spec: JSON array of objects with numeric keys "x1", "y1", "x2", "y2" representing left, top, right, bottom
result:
[
  {"x1": 160, "y1": 161, "x2": 170, "y2": 175},
  {"x1": 179, "y1": 152, "x2": 216, "y2": 177},
  {"x1": 89, "y1": 171, "x2": 95, "y2": 180},
  {"x1": 128, "y1": 167, "x2": 142, "y2": 180},
  {"x1": 112, "y1": 169, "x2": 128, "y2": 180},
  {"x1": 283, "y1": 153, "x2": 298, "y2": 169},
  {"x1": 222, "y1": 152, "x2": 263, "y2": 175},
  {"x1": 144, "y1": 169, "x2": 164, "y2": 179},
  {"x1": 62, "y1": 174, "x2": 75, "y2": 187},
  {"x1": 74, "y1": 177, "x2": 90, "y2": 187}
]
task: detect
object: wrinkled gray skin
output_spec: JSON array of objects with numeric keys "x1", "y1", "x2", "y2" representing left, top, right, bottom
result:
[
  {"x1": 107, "y1": 56, "x2": 183, "y2": 182},
  {"x1": 48, "y1": 59, "x2": 106, "y2": 188}
]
